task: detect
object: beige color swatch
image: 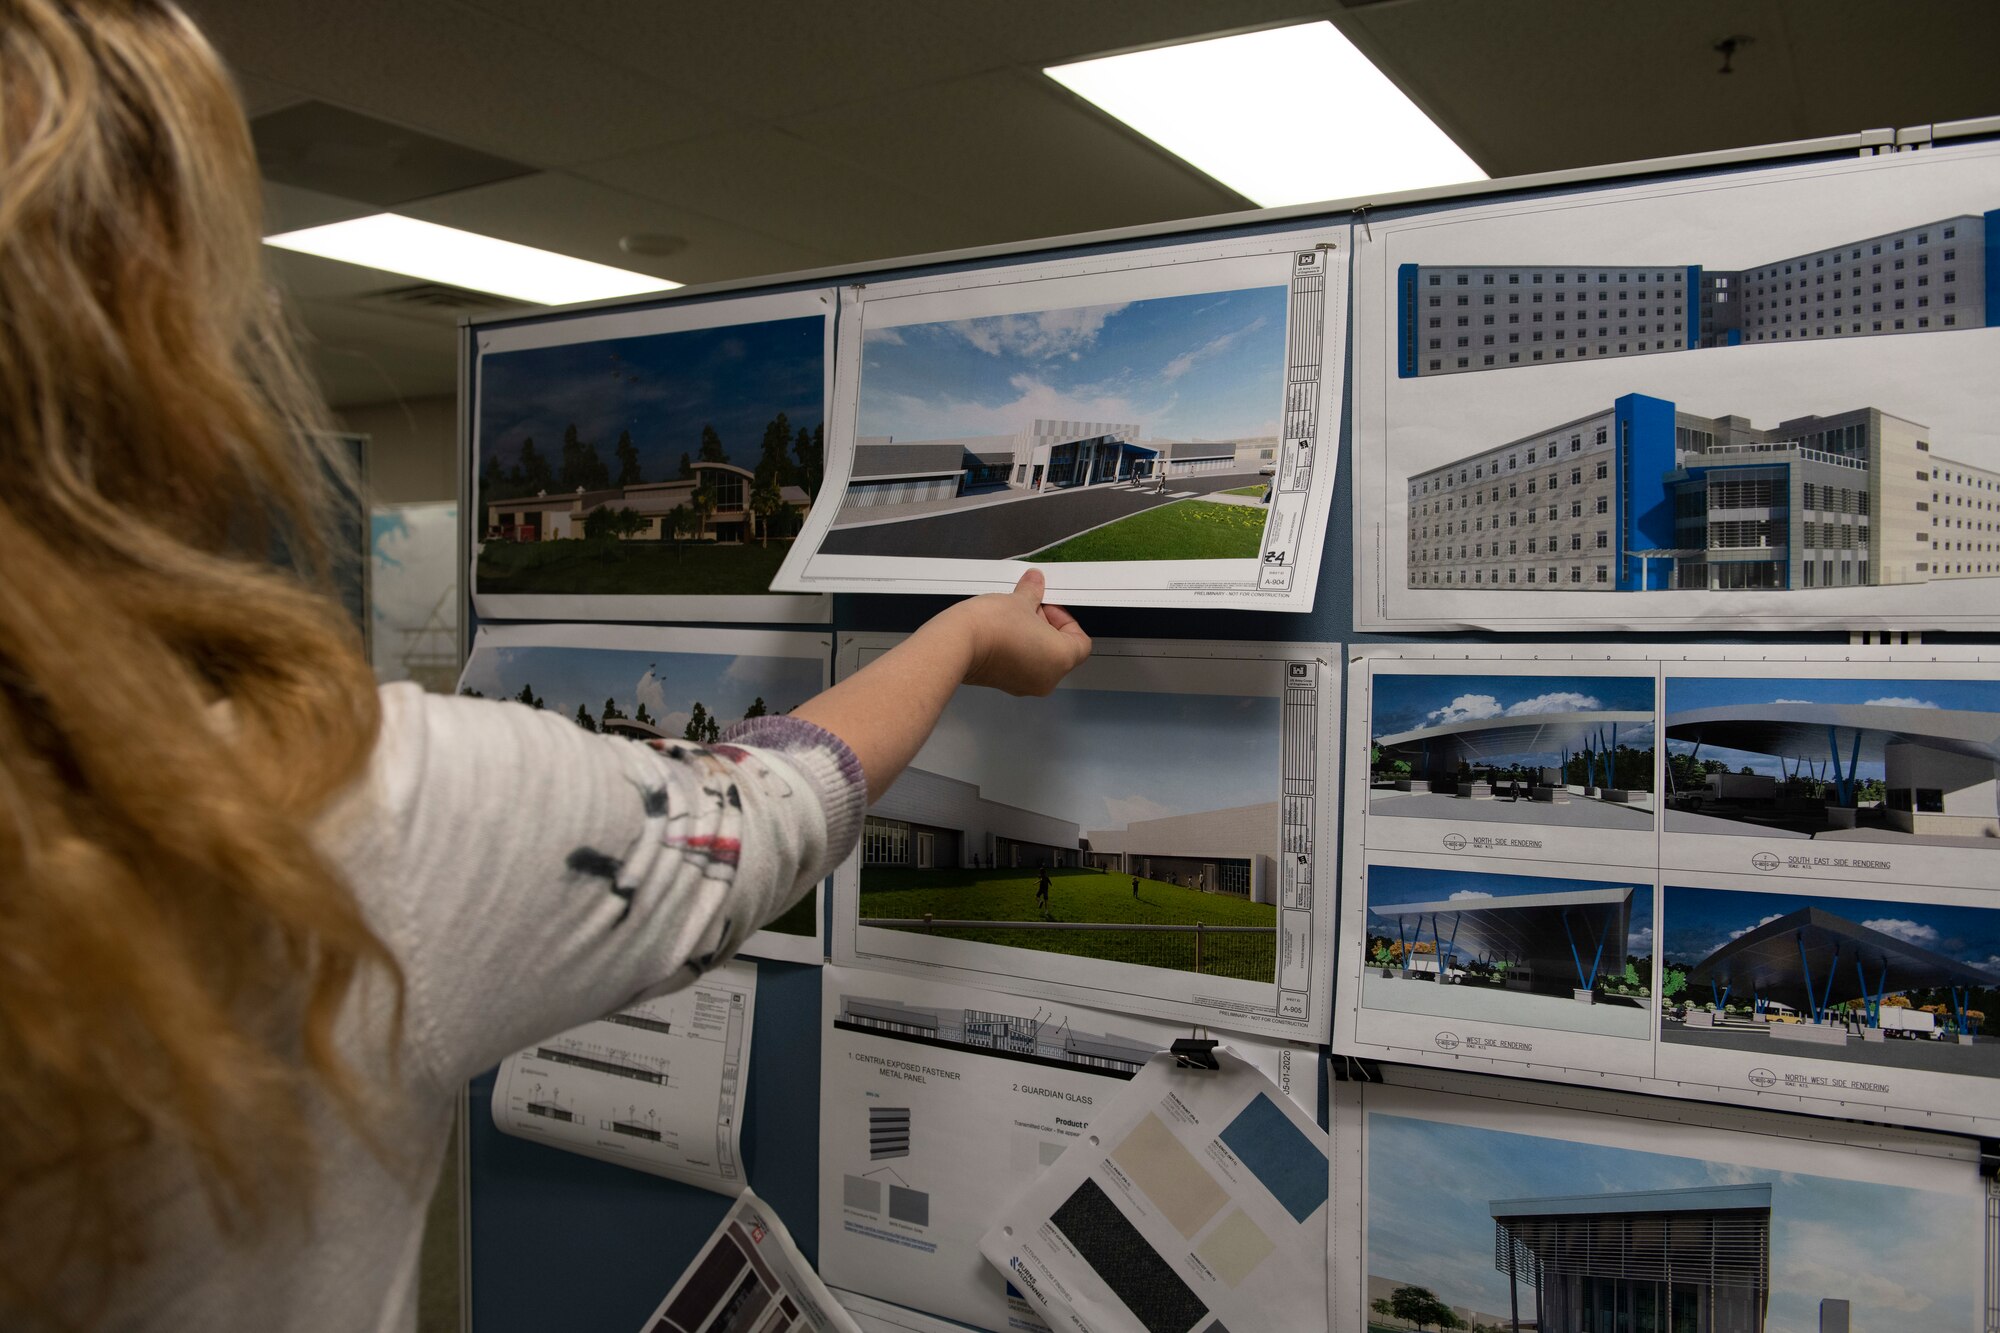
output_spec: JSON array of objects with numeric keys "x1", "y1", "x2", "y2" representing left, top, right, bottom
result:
[
  {"x1": 1195, "y1": 1207, "x2": 1276, "y2": 1287},
  {"x1": 1110, "y1": 1113, "x2": 1228, "y2": 1239}
]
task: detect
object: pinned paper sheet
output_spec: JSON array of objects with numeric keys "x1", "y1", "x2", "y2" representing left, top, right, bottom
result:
[
  {"x1": 979, "y1": 1049, "x2": 1326, "y2": 1333},
  {"x1": 638, "y1": 1190, "x2": 861, "y2": 1333}
]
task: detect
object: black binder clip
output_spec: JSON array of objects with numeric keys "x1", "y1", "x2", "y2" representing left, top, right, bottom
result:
[{"x1": 1171, "y1": 1031, "x2": 1220, "y2": 1070}]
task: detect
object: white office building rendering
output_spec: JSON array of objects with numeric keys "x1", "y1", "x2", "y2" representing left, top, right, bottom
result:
[
  {"x1": 1407, "y1": 393, "x2": 2000, "y2": 592},
  {"x1": 841, "y1": 418, "x2": 1275, "y2": 509},
  {"x1": 1397, "y1": 209, "x2": 1994, "y2": 377},
  {"x1": 1082, "y1": 802, "x2": 1279, "y2": 903}
]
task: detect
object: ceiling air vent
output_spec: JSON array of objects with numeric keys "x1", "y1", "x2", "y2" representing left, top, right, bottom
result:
[{"x1": 367, "y1": 282, "x2": 521, "y2": 313}]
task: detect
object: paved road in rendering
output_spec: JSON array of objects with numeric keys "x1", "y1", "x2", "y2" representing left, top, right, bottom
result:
[{"x1": 819, "y1": 475, "x2": 1254, "y2": 559}]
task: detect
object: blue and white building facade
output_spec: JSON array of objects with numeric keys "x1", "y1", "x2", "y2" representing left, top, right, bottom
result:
[
  {"x1": 1408, "y1": 395, "x2": 2000, "y2": 592},
  {"x1": 1397, "y1": 211, "x2": 1996, "y2": 378}
]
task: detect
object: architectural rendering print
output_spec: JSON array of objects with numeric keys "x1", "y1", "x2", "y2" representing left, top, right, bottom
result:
[
  {"x1": 1396, "y1": 209, "x2": 1993, "y2": 378},
  {"x1": 1362, "y1": 866, "x2": 1655, "y2": 1039},
  {"x1": 1363, "y1": 1110, "x2": 1981, "y2": 1333},
  {"x1": 456, "y1": 640, "x2": 824, "y2": 935},
  {"x1": 1406, "y1": 393, "x2": 1999, "y2": 593},
  {"x1": 1369, "y1": 673, "x2": 1656, "y2": 829},
  {"x1": 858, "y1": 672, "x2": 1285, "y2": 981},
  {"x1": 1659, "y1": 888, "x2": 1999, "y2": 1076},
  {"x1": 833, "y1": 992, "x2": 1156, "y2": 1076},
  {"x1": 819, "y1": 288, "x2": 1286, "y2": 562},
  {"x1": 476, "y1": 313, "x2": 823, "y2": 596},
  {"x1": 1663, "y1": 677, "x2": 2000, "y2": 845}
]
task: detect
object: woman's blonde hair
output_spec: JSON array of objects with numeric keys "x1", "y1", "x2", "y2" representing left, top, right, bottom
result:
[{"x1": 0, "y1": 0, "x2": 396, "y2": 1317}]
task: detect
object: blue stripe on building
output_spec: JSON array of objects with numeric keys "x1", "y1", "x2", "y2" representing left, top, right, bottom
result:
[
  {"x1": 1612, "y1": 393, "x2": 1676, "y2": 591},
  {"x1": 1397, "y1": 263, "x2": 1418, "y2": 378}
]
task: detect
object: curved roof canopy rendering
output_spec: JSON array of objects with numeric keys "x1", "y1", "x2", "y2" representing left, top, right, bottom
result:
[
  {"x1": 1664, "y1": 702, "x2": 2000, "y2": 766},
  {"x1": 1374, "y1": 711, "x2": 1653, "y2": 768},
  {"x1": 1686, "y1": 906, "x2": 2000, "y2": 1015},
  {"x1": 1369, "y1": 887, "x2": 1635, "y2": 994}
]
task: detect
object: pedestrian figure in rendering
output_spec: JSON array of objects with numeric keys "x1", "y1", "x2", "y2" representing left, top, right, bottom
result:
[
  {"x1": 1037, "y1": 863, "x2": 1051, "y2": 909},
  {"x1": 1131, "y1": 874, "x2": 1140, "y2": 899}
]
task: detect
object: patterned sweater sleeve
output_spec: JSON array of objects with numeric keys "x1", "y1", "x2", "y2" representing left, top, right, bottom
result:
[{"x1": 323, "y1": 685, "x2": 866, "y2": 1094}]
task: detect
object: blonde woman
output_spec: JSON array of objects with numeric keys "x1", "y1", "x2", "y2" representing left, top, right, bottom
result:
[{"x1": 0, "y1": 2, "x2": 1091, "y2": 1328}]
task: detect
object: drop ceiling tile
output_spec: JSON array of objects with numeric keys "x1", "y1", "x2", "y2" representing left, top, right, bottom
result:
[
  {"x1": 460, "y1": 0, "x2": 1011, "y2": 119},
  {"x1": 185, "y1": 0, "x2": 733, "y2": 168},
  {"x1": 778, "y1": 69, "x2": 1252, "y2": 246},
  {"x1": 952, "y1": 1, "x2": 1324, "y2": 68},
  {"x1": 400, "y1": 171, "x2": 835, "y2": 286},
  {"x1": 289, "y1": 300, "x2": 461, "y2": 406},
  {"x1": 579, "y1": 128, "x2": 987, "y2": 265}
]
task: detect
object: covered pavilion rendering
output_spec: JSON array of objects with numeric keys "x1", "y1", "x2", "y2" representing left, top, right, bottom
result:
[
  {"x1": 1676, "y1": 906, "x2": 1997, "y2": 1045},
  {"x1": 1372, "y1": 887, "x2": 1636, "y2": 1003},
  {"x1": 1664, "y1": 700, "x2": 2000, "y2": 842},
  {"x1": 1490, "y1": 1184, "x2": 1773, "y2": 1333},
  {"x1": 1371, "y1": 708, "x2": 1656, "y2": 828}
]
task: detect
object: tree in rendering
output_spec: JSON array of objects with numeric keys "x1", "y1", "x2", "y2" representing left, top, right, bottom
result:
[
  {"x1": 614, "y1": 429, "x2": 644, "y2": 487},
  {"x1": 743, "y1": 697, "x2": 767, "y2": 719},
  {"x1": 698, "y1": 423, "x2": 728, "y2": 464},
  {"x1": 668, "y1": 502, "x2": 699, "y2": 555},
  {"x1": 512, "y1": 682, "x2": 544, "y2": 710},
  {"x1": 634, "y1": 702, "x2": 654, "y2": 726},
  {"x1": 573, "y1": 705, "x2": 597, "y2": 732},
  {"x1": 559, "y1": 423, "x2": 610, "y2": 492},
  {"x1": 516, "y1": 437, "x2": 553, "y2": 494},
  {"x1": 601, "y1": 697, "x2": 626, "y2": 722},
  {"x1": 683, "y1": 702, "x2": 721, "y2": 744},
  {"x1": 793, "y1": 423, "x2": 822, "y2": 497},
  {"x1": 749, "y1": 475, "x2": 787, "y2": 546},
  {"x1": 1374, "y1": 1285, "x2": 1460, "y2": 1331},
  {"x1": 756, "y1": 412, "x2": 794, "y2": 487},
  {"x1": 676, "y1": 451, "x2": 695, "y2": 481},
  {"x1": 691, "y1": 480, "x2": 718, "y2": 540}
]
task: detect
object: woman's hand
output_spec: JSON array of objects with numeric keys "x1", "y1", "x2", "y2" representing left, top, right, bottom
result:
[{"x1": 939, "y1": 568, "x2": 1092, "y2": 696}]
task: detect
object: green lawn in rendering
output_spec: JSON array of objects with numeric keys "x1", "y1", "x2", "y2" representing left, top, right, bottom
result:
[
  {"x1": 1221, "y1": 484, "x2": 1269, "y2": 497},
  {"x1": 1022, "y1": 499, "x2": 1267, "y2": 563},
  {"x1": 477, "y1": 538, "x2": 794, "y2": 595},
  {"x1": 858, "y1": 866, "x2": 1276, "y2": 981}
]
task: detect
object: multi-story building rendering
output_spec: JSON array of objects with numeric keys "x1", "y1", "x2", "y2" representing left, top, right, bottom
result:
[
  {"x1": 1406, "y1": 393, "x2": 2000, "y2": 592},
  {"x1": 841, "y1": 419, "x2": 1275, "y2": 509},
  {"x1": 1397, "y1": 210, "x2": 1995, "y2": 377}
]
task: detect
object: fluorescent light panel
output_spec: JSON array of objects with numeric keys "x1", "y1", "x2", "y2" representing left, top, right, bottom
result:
[
  {"x1": 264, "y1": 214, "x2": 679, "y2": 306},
  {"x1": 1047, "y1": 22, "x2": 1486, "y2": 208}
]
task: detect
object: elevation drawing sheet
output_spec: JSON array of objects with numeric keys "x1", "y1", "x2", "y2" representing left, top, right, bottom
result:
[
  {"x1": 1350, "y1": 137, "x2": 2000, "y2": 632},
  {"x1": 818, "y1": 967, "x2": 1315, "y2": 1333},
  {"x1": 457, "y1": 622, "x2": 833, "y2": 964},
  {"x1": 1337, "y1": 643, "x2": 2000, "y2": 1136},
  {"x1": 773, "y1": 230, "x2": 1349, "y2": 610},
  {"x1": 1328, "y1": 1067, "x2": 1993, "y2": 1333},
  {"x1": 979, "y1": 1048, "x2": 1328, "y2": 1333},
  {"x1": 470, "y1": 287, "x2": 833, "y2": 624},
  {"x1": 638, "y1": 1190, "x2": 861, "y2": 1333},
  {"x1": 831, "y1": 634, "x2": 1337, "y2": 1043},
  {"x1": 491, "y1": 960, "x2": 756, "y2": 1193}
]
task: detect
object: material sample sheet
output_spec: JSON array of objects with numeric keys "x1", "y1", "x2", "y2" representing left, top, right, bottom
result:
[
  {"x1": 980, "y1": 1049, "x2": 1328, "y2": 1333},
  {"x1": 775, "y1": 230, "x2": 1349, "y2": 610},
  {"x1": 639, "y1": 1189, "x2": 861, "y2": 1333},
  {"x1": 471, "y1": 288, "x2": 833, "y2": 623},
  {"x1": 818, "y1": 967, "x2": 1315, "y2": 1333},
  {"x1": 1328, "y1": 1068, "x2": 1992, "y2": 1333},
  {"x1": 831, "y1": 634, "x2": 1337, "y2": 1042},
  {"x1": 1350, "y1": 137, "x2": 2000, "y2": 632},
  {"x1": 458, "y1": 622, "x2": 833, "y2": 963},
  {"x1": 492, "y1": 960, "x2": 756, "y2": 1192},
  {"x1": 1337, "y1": 644, "x2": 2000, "y2": 1135}
]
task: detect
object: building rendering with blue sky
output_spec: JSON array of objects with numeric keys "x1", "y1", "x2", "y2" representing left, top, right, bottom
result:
[
  {"x1": 1396, "y1": 210, "x2": 1995, "y2": 377},
  {"x1": 1364, "y1": 1110, "x2": 1982, "y2": 1333},
  {"x1": 1406, "y1": 391, "x2": 2000, "y2": 593},
  {"x1": 455, "y1": 646, "x2": 821, "y2": 739}
]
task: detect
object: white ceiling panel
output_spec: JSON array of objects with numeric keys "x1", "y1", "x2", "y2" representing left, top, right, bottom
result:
[
  {"x1": 288, "y1": 300, "x2": 461, "y2": 404},
  {"x1": 776, "y1": 68, "x2": 1252, "y2": 244},
  {"x1": 578, "y1": 127, "x2": 986, "y2": 264},
  {"x1": 399, "y1": 170, "x2": 835, "y2": 285},
  {"x1": 187, "y1": 0, "x2": 732, "y2": 168}
]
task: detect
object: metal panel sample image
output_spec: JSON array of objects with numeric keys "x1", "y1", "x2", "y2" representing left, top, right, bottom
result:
[
  {"x1": 1659, "y1": 886, "x2": 2000, "y2": 1077},
  {"x1": 1361, "y1": 865, "x2": 1656, "y2": 1039},
  {"x1": 1663, "y1": 675, "x2": 2000, "y2": 846},
  {"x1": 1363, "y1": 1110, "x2": 1983, "y2": 1333},
  {"x1": 1369, "y1": 671, "x2": 1657, "y2": 831}
]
